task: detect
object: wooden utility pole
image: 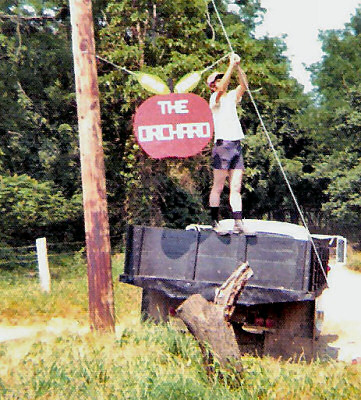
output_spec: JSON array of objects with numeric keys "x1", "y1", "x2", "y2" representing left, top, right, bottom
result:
[{"x1": 69, "y1": 0, "x2": 115, "y2": 332}]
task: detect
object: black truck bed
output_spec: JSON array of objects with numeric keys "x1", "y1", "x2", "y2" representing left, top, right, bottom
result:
[{"x1": 120, "y1": 220, "x2": 329, "y2": 305}]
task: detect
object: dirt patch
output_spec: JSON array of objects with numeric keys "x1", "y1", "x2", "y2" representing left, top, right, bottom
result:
[
  {"x1": 1, "y1": 264, "x2": 361, "y2": 364},
  {"x1": 0, "y1": 317, "x2": 89, "y2": 344},
  {"x1": 315, "y1": 263, "x2": 361, "y2": 363}
]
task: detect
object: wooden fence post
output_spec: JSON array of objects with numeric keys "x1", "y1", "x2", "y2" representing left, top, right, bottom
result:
[{"x1": 36, "y1": 237, "x2": 51, "y2": 293}]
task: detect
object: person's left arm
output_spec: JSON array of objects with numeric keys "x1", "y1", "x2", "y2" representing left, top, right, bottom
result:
[{"x1": 235, "y1": 65, "x2": 248, "y2": 102}]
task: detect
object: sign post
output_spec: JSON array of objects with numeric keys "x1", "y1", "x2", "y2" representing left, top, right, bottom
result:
[{"x1": 69, "y1": 0, "x2": 115, "y2": 332}]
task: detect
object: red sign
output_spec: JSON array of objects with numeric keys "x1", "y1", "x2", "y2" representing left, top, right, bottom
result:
[{"x1": 133, "y1": 93, "x2": 213, "y2": 159}]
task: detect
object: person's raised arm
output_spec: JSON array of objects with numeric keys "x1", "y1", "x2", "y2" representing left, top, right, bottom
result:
[
  {"x1": 235, "y1": 63, "x2": 248, "y2": 102},
  {"x1": 214, "y1": 53, "x2": 239, "y2": 103}
]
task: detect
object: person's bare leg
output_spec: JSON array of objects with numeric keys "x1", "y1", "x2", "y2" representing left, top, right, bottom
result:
[
  {"x1": 229, "y1": 169, "x2": 243, "y2": 212},
  {"x1": 209, "y1": 169, "x2": 228, "y2": 234},
  {"x1": 209, "y1": 169, "x2": 228, "y2": 207},
  {"x1": 229, "y1": 169, "x2": 255, "y2": 235}
]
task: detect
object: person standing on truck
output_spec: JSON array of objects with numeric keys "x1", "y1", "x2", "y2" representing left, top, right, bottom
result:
[{"x1": 207, "y1": 53, "x2": 254, "y2": 236}]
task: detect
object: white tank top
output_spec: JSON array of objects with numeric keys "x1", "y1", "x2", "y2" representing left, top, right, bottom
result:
[{"x1": 209, "y1": 89, "x2": 245, "y2": 141}]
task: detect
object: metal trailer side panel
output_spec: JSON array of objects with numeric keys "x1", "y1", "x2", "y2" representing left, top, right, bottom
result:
[
  {"x1": 138, "y1": 227, "x2": 199, "y2": 280},
  {"x1": 245, "y1": 235, "x2": 308, "y2": 291},
  {"x1": 121, "y1": 225, "x2": 329, "y2": 305},
  {"x1": 195, "y1": 233, "x2": 247, "y2": 281},
  {"x1": 124, "y1": 226, "x2": 310, "y2": 288}
]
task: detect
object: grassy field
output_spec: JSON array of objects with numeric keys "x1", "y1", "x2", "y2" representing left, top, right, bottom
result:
[
  {"x1": 346, "y1": 246, "x2": 361, "y2": 273},
  {"x1": 0, "y1": 250, "x2": 360, "y2": 399}
]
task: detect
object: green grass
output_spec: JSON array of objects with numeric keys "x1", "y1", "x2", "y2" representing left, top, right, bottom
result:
[
  {"x1": 347, "y1": 247, "x2": 361, "y2": 272},
  {"x1": 0, "y1": 252, "x2": 361, "y2": 399},
  {"x1": 0, "y1": 252, "x2": 139, "y2": 325},
  {"x1": 0, "y1": 325, "x2": 360, "y2": 399}
]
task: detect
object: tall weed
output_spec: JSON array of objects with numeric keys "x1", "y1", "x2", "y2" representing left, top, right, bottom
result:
[
  {"x1": 0, "y1": 252, "x2": 361, "y2": 399},
  {"x1": 0, "y1": 328, "x2": 360, "y2": 399},
  {"x1": 347, "y1": 247, "x2": 361, "y2": 272}
]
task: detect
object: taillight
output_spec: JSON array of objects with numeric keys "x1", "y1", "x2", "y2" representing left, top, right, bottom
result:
[
  {"x1": 254, "y1": 317, "x2": 265, "y2": 326},
  {"x1": 265, "y1": 318, "x2": 275, "y2": 329}
]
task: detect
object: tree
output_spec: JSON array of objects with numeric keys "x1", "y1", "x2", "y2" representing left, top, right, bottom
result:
[
  {"x1": 0, "y1": 0, "x2": 321, "y2": 245},
  {"x1": 96, "y1": 0, "x2": 310, "y2": 231},
  {"x1": 0, "y1": 1, "x2": 80, "y2": 190},
  {"x1": 0, "y1": 1, "x2": 84, "y2": 244},
  {"x1": 305, "y1": 6, "x2": 361, "y2": 239},
  {"x1": 0, "y1": 174, "x2": 82, "y2": 243}
]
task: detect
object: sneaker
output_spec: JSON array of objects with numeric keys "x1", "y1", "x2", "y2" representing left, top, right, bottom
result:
[
  {"x1": 233, "y1": 219, "x2": 256, "y2": 236},
  {"x1": 212, "y1": 221, "x2": 230, "y2": 236}
]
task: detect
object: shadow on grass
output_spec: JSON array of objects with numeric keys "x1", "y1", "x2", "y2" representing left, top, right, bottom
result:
[{"x1": 314, "y1": 334, "x2": 339, "y2": 360}]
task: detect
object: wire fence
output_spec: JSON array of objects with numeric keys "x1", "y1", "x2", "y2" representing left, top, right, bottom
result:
[
  {"x1": 0, "y1": 235, "x2": 126, "y2": 271},
  {"x1": 0, "y1": 241, "x2": 85, "y2": 272},
  {"x1": 0, "y1": 234, "x2": 130, "y2": 334},
  {"x1": 0, "y1": 235, "x2": 126, "y2": 308},
  {"x1": 0, "y1": 244, "x2": 37, "y2": 268}
]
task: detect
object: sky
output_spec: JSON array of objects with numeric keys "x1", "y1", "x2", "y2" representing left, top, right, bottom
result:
[{"x1": 252, "y1": 0, "x2": 361, "y2": 92}]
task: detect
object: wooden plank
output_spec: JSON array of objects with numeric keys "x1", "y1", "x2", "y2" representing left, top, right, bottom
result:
[
  {"x1": 176, "y1": 294, "x2": 243, "y2": 371},
  {"x1": 176, "y1": 263, "x2": 253, "y2": 370}
]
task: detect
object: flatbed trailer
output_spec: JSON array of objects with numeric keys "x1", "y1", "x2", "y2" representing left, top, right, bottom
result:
[{"x1": 120, "y1": 219, "x2": 330, "y2": 359}]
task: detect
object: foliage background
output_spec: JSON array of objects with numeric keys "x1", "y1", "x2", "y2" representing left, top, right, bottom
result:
[
  {"x1": 1, "y1": 0, "x2": 361, "y2": 247},
  {"x1": 1, "y1": 4, "x2": 361, "y2": 396}
]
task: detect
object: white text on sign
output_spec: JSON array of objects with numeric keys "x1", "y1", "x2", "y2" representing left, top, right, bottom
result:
[
  {"x1": 157, "y1": 100, "x2": 189, "y2": 114},
  {"x1": 138, "y1": 122, "x2": 211, "y2": 142}
]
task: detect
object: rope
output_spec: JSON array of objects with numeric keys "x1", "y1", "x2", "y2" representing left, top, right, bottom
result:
[
  {"x1": 209, "y1": 0, "x2": 328, "y2": 285},
  {"x1": 96, "y1": 55, "x2": 135, "y2": 75},
  {"x1": 210, "y1": 0, "x2": 235, "y2": 53},
  {"x1": 97, "y1": 53, "x2": 230, "y2": 77},
  {"x1": 200, "y1": 52, "x2": 231, "y2": 73}
]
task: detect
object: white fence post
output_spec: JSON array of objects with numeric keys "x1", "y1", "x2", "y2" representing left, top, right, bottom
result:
[
  {"x1": 36, "y1": 237, "x2": 51, "y2": 293},
  {"x1": 336, "y1": 236, "x2": 347, "y2": 265}
]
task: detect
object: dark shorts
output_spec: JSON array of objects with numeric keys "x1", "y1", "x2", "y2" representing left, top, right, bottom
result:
[{"x1": 211, "y1": 139, "x2": 245, "y2": 170}]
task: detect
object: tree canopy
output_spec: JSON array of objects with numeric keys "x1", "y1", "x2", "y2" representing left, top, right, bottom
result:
[
  {"x1": 306, "y1": 8, "x2": 361, "y2": 239},
  {"x1": 1, "y1": 0, "x2": 360, "y2": 246}
]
